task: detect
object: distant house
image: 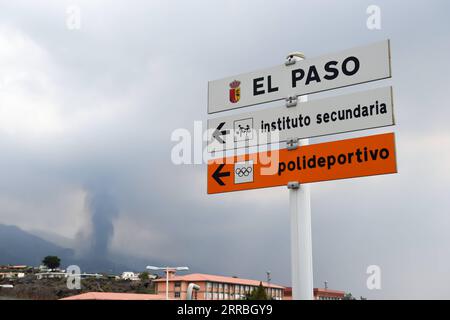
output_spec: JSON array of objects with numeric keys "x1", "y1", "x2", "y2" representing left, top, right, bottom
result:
[
  {"x1": 0, "y1": 265, "x2": 29, "y2": 278},
  {"x1": 0, "y1": 265, "x2": 29, "y2": 271},
  {"x1": 0, "y1": 272, "x2": 25, "y2": 279},
  {"x1": 283, "y1": 287, "x2": 346, "y2": 300},
  {"x1": 38, "y1": 265, "x2": 49, "y2": 271},
  {"x1": 35, "y1": 272, "x2": 102, "y2": 280},
  {"x1": 38, "y1": 265, "x2": 65, "y2": 272},
  {"x1": 0, "y1": 266, "x2": 27, "y2": 279},
  {"x1": 153, "y1": 273, "x2": 285, "y2": 300},
  {"x1": 121, "y1": 272, "x2": 140, "y2": 281},
  {"x1": 0, "y1": 273, "x2": 9, "y2": 279},
  {"x1": 35, "y1": 272, "x2": 66, "y2": 280}
]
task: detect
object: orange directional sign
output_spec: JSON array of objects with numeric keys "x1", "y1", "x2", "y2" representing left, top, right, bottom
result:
[{"x1": 207, "y1": 133, "x2": 397, "y2": 194}]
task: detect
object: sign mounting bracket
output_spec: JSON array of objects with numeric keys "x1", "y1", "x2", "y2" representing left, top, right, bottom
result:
[
  {"x1": 285, "y1": 52, "x2": 305, "y2": 66},
  {"x1": 285, "y1": 52, "x2": 304, "y2": 107},
  {"x1": 286, "y1": 137, "x2": 299, "y2": 150},
  {"x1": 285, "y1": 95, "x2": 298, "y2": 107},
  {"x1": 287, "y1": 181, "x2": 300, "y2": 190}
]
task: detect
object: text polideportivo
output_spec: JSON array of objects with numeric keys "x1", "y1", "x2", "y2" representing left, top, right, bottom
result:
[
  {"x1": 261, "y1": 100, "x2": 387, "y2": 133},
  {"x1": 277, "y1": 147, "x2": 390, "y2": 176}
]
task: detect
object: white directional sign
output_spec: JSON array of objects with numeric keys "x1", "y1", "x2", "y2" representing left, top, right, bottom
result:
[
  {"x1": 208, "y1": 40, "x2": 391, "y2": 114},
  {"x1": 208, "y1": 86, "x2": 394, "y2": 152}
]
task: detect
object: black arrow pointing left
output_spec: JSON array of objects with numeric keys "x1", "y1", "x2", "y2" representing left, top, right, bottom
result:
[
  {"x1": 212, "y1": 163, "x2": 230, "y2": 186},
  {"x1": 212, "y1": 122, "x2": 229, "y2": 144}
]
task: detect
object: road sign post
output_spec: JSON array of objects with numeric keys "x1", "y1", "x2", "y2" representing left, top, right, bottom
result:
[
  {"x1": 287, "y1": 51, "x2": 313, "y2": 300},
  {"x1": 289, "y1": 164, "x2": 314, "y2": 300},
  {"x1": 207, "y1": 86, "x2": 395, "y2": 153},
  {"x1": 207, "y1": 132, "x2": 397, "y2": 194},
  {"x1": 208, "y1": 40, "x2": 391, "y2": 114},
  {"x1": 206, "y1": 40, "x2": 396, "y2": 301}
]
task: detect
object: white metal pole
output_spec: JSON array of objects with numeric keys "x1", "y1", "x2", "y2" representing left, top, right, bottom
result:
[
  {"x1": 286, "y1": 52, "x2": 313, "y2": 300},
  {"x1": 166, "y1": 267, "x2": 169, "y2": 300},
  {"x1": 289, "y1": 139, "x2": 313, "y2": 300}
]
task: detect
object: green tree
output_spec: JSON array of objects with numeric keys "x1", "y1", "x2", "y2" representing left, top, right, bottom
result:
[
  {"x1": 343, "y1": 293, "x2": 356, "y2": 300},
  {"x1": 246, "y1": 282, "x2": 269, "y2": 300},
  {"x1": 42, "y1": 256, "x2": 61, "y2": 270},
  {"x1": 139, "y1": 271, "x2": 150, "y2": 281}
]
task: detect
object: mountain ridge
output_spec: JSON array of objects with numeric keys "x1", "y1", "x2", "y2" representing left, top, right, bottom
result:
[{"x1": 0, "y1": 224, "x2": 163, "y2": 273}]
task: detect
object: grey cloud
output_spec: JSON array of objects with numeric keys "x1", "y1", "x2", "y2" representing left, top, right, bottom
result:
[{"x1": 0, "y1": 0, "x2": 449, "y2": 299}]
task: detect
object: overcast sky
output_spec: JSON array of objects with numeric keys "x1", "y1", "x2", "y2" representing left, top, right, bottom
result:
[{"x1": 0, "y1": 0, "x2": 449, "y2": 299}]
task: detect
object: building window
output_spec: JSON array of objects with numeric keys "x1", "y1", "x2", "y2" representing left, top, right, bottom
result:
[
  {"x1": 174, "y1": 292, "x2": 181, "y2": 298},
  {"x1": 174, "y1": 281, "x2": 181, "y2": 288}
]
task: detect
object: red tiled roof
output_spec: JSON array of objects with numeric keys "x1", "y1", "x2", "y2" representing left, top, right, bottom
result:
[
  {"x1": 283, "y1": 287, "x2": 345, "y2": 300},
  {"x1": 153, "y1": 273, "x2": 285, "y2": 289},
  {"x1": 0, "y1": 265, "x2": 28, "y2": 269},
  {"x1": 60, "y1": 292, "x2": 167, "y2": 300},
  {"x1": 314, "y1": 288, "x2": 346, "y2": 296}
]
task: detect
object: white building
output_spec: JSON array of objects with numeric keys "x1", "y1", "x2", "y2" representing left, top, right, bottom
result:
[
  {"x1": 121, "y1": 272, "x2": 140, "y2": 281},
  {"x1": 36, "y1": 272, "x2": 102, "y2": 280},
  {"x1": 0, "y1": 272, "x2": 25, "y2": 279}
]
